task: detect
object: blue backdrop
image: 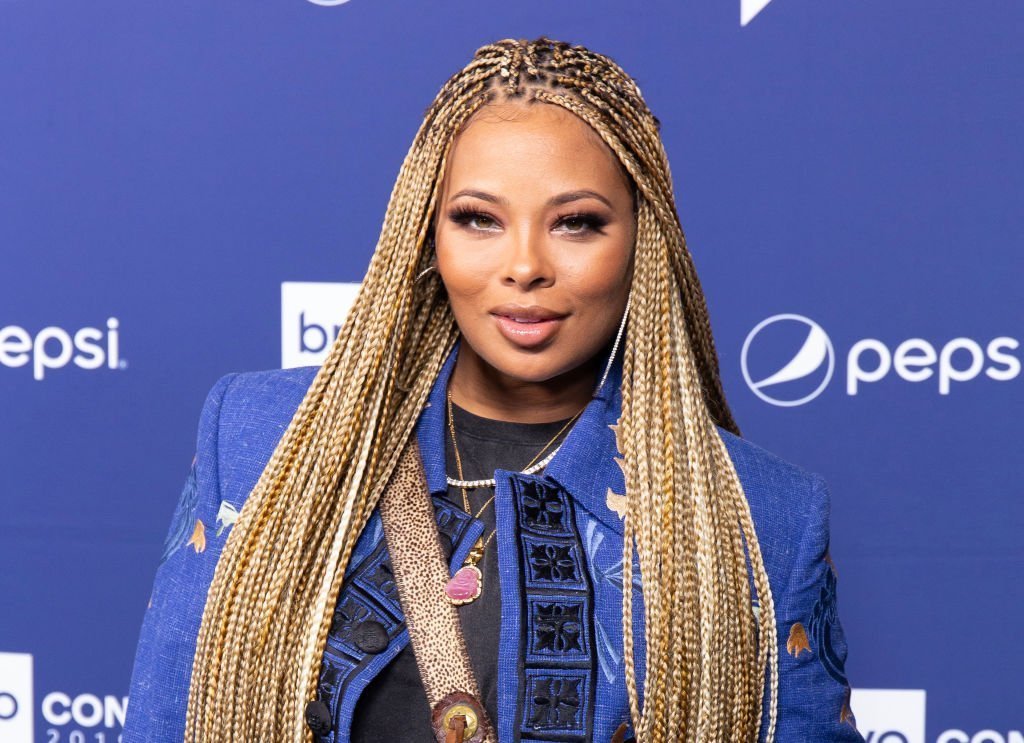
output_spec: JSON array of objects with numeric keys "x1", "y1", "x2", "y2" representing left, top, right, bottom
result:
[{"x1": 2, "y1": 2, "x2": 1020, "y2": 741}]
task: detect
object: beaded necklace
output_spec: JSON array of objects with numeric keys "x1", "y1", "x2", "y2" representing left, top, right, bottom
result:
[{"x1": 443, "y1": 389, "x2": 583, "y2": 605}]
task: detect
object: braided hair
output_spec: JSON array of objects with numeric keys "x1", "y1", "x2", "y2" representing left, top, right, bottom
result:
[{"x1": 185, "y1": 36, "x2": 779, "y2": 742}]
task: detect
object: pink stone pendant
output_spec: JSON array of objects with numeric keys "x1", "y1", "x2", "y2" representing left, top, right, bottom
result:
[{"x1": 445, "y1": 564, "x2": 482, "y2": 605}]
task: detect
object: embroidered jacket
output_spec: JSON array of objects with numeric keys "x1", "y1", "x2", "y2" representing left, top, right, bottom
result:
[{"x1": 123, "y1": 344, "x2": 865, "y2": 742}]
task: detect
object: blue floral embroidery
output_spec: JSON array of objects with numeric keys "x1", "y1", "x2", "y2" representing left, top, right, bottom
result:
[
  {"x1": 526, "y1": 596, "x2": 591, "y2": 664},
  {"x1": 510, "y1": 474, "x2": 596, "y2": 741},
  {"x1": 582, "y1": 518, "x2": 642, "y2": 684},
  {"x1": 584, "y1": 520, "x2": 643, "y2": 594},
  {"x1": 808, "y1": 557, "x2": 849, "y2": 686},
  {"x1": 524, "y1": 675, "x2": 584, "y2": 729},
  {"x1": 521, "y1": 668, "x2": 592, "y2": 735},
  {"x1": 528, "y1": 543, "x2": 578, "y2": 581},
  {"x1": 520, "y1": 478, "x2": 569, "y2": 531},
  {"x1": 533, "y1": 603, "x2": 583, "y2": 653},
  {"x1": 593, "y1": 621, "x2": 621, "y2": 686},
  {"x1": 159, "y1": 457, "x2": 199, "y2": 565}
]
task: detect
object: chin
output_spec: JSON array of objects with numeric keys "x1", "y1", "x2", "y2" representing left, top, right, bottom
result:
[{"x1": 479, "y1": 340, "x2": 586, "y2": 384}]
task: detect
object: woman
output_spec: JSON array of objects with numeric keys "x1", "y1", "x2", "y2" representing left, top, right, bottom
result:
[{"x1": 123, "y1": 37, "x2": 862, "y2": 743}]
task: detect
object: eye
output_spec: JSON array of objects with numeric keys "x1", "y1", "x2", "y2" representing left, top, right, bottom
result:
[
  {"x1": 554, "y1": 212, "x2": 609, "y2": 236},
  {"x1": 447, "y1": 206, "x2": 501, "y2": 233}
]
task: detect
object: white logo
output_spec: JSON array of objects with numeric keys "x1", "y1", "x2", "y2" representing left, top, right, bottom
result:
[
  {"x1": 281, "y1": 282, "x2": 361, "y2": 368},
  {"x1": 851, "y1": 688, "x2": 926, "y2": 743},
  {"x1": 937, "y1": 730, "x2": 1024, "y2": 743},
  {"x1": 0, "y1": 318, "x2": 123, "y2": 381},
  {"x1": 741, "y1": 0, "x2": 775, "y2": 25},
  {"x1": 41, "y1": 692, "x2": 127, "y2": 729},
  {"x1": 741, "y1": 314, "x2": 835, "y2": 407},
  {"x1": 0, "y1": 652, "x2": 33, "y2": 743},
  {"x1": 742, "y1": 314, "x2": 1020, "y2": 405},
  {"x1": 306, "y1": 0, "x2": 352, "y2": 5}
]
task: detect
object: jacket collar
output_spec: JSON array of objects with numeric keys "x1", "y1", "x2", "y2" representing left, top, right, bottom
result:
[{"x1": 415, "y1": 338, "x2": 627, "y2": 535}]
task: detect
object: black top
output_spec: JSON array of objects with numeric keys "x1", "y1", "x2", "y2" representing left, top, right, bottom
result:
[{"x1": 350, "y1": 400, "x2": 576, "y2": 742}]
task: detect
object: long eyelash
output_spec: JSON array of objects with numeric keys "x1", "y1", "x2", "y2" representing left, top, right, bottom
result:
[
  {"x1": 556, "y1": 211, "x2": 609, "y2": 233},
  {"x1": 445, "y1": 206, "x2": 609, "y2": 234},
  {"x1": 447, "y1": 205, "x2": 486, "y2": 221}
]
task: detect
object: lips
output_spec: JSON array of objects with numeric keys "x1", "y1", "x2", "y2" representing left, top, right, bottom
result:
[
  {"x1": 489, "y1": 304, "x2": 567, "y2": 322},
  {"x1": 490, "y1": 305, "x2": 567, "y2": 348}
]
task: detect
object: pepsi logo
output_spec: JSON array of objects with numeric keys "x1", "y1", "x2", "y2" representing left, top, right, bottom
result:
[{"x1": 741, "y1": 314, "x2": 835, "y2": 407}]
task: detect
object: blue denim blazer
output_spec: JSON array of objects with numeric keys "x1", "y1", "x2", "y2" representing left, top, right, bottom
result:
[{"x1": 123, "y1": 344, "x2": 864, "y2": 742}]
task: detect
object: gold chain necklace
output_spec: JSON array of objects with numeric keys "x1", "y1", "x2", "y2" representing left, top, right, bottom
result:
[{"x1": 443, "y1": 389, "x2": 583, "y2": 605}]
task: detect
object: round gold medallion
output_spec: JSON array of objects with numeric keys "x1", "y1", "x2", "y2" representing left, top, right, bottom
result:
[
  {"x1": 431, "y1": 691, "x2": 490, "y2": 743},
  {"x1": 441, "y1": 703, "x2": 479, "y2": 738}
]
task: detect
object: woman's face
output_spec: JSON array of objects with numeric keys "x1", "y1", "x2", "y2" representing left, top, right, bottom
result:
[{"x1": 435, "y1": 102, "x2": 636, "y2": 386}]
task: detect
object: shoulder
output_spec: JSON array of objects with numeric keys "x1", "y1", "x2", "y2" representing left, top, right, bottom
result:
[
  {"x1": 715, "y1": 426, "x2": 830, "y2": 577},
  {"x1": 211, "y1": 365, "x2": 319, "y2": 426},
  {"x1": 199, "y1": 366, "x2": 320, "y2": 506},
  {"x1": 716, "y1": 425, "x2": 826, "y2": 508}
]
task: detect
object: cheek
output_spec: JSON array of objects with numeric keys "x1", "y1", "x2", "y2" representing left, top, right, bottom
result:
[
  {"x1": 570, "y1": 249, "x2": 633, "y2": 339},
  {"x1": 435, "y1": 244, "x2": 491, "y2": 300},
  {"x1": 562, "y1": 246, "x2": 633, "y2": 307}
]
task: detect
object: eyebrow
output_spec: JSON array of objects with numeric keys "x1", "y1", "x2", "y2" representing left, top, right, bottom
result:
[{"x1": 448, "y1": 188, "x2": 614, "y2": 210}]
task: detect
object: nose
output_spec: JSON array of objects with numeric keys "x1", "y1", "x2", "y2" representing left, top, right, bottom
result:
[{"x1": 502, "y1": 226, "x2": 554, "y2": 290}]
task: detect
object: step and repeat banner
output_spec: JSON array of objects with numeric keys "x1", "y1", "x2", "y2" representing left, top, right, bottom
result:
[{"x1": 2, "y1": 1, "x2": 1020, "y2": 741}]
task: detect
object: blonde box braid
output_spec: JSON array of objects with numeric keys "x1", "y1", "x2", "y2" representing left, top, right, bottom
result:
[{"x1": 184, "y1": 37, "x2": 778, "y2": 743}]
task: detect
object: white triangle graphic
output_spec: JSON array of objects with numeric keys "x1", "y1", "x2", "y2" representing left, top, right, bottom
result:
[{"x1": 741, "y1": 0, "x2": 774, "y2": 25}]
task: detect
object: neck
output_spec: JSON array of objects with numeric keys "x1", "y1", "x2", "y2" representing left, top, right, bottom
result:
[{"x1": 447, "y1": 341, "x2": 599, "y2": 423}]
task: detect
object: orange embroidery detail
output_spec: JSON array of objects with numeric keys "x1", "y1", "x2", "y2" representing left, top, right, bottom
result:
[
  {"x1": 787, "y1": 621, "x2": 812, "y2": 657},
  {"x1": 840, "y1": 687, "x2": 856, "y2": 727},
  {"x1": 188, "y1": 519, "x2": 207, "y2": 553},
  {"x1": 825, "y1": 549, "x2": 838, "y2": 578}
]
